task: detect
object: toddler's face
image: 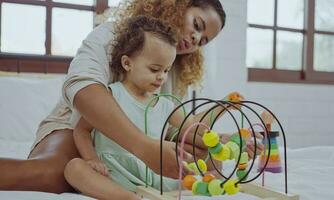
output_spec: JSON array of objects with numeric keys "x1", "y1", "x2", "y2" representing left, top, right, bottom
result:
[
  {"x1": 177, "y1": 6, "x2": 222, "y2": 55},
  {"x1": 126, "y1": 33, "x2": 176, "y2": 94}
]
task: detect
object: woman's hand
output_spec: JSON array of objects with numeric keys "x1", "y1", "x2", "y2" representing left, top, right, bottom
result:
[
  {"x1": 220, "y1": 132, "x2": 265, "y2": 159},
  {"x1": 245, "y1": 131, "x2": 265, "y2": 159},
  {"x1": 86, "y1": 158, "x2": 109, "y2": 177}
]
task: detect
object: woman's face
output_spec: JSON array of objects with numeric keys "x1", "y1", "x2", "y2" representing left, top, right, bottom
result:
[{"x1": 177, "y1": 6, "x2": 222, "y2": 55}]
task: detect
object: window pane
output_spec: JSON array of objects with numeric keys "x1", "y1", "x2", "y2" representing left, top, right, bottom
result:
[
  {"x1": 247, "y1": 0, "x2": 275, "y2": 26},
  {"x1": 276, "y1": 31, "x2": 303, "y2": 70},
  {"x1": 52, "y1": 0, "x2": 94, "y2": 6},
  {"x1": 52, "y1": 8, "x2": 93, "y2": 56},
  {"x1": 247, "y1": 28, "x2": 273, "y2": 68},
  {"x1": 277, "y1": 0, "x2": 304, "y2": 29},
  {"x1": 315, "y1": 0, "x2": 334, "y2": 32},
  {"x1": 314, "y1": 34, "x2": 334, "y2": 72},
  {"x1": 109, "y1": 0, "x2": 122, "y2": 7},
  {"x1": 1, "y1": 3, "x2": 46, "y2": 54}
]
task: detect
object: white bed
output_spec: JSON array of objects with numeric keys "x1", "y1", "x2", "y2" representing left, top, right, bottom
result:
[{"x1": 1, "y1": 74, "x2": 334, "y2": 200}]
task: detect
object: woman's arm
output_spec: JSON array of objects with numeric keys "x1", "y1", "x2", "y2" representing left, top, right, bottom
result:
[{"x1": 74, "y1": 84, "x2": 184, "y2": 178}]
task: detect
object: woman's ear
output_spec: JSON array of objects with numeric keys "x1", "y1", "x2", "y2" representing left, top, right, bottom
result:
[{"x1": 121, "y1": 55, "x2": 131, "y2": 72}]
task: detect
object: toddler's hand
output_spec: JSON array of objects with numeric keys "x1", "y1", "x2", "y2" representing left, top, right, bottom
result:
[{"x1": 86, "y1": 159, "x2": 109, "y2": 177}]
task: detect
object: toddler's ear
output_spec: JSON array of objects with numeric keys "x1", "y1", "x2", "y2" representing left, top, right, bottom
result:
[{"x1": 121, "y1": 55, "x2": 131, "y2": 71}]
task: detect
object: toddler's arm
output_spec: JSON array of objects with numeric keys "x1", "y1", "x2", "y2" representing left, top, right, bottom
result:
[{"x1": 74, "y1": 117, "x2": 108, "y2": 176}]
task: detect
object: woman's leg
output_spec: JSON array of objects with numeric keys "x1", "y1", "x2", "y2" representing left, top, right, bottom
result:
[
  {"x1": 64, "y1": 158, "x2": 140, "y2": 200},
  {"x1": 0, "y1": 129, "x2": 79, "y2": 193}
]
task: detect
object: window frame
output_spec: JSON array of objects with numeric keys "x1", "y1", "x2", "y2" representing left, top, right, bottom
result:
[
  {"x1": 0, "y1": 0, "x2": 109, "y2": 73},
  {"x1": 248, "y1": 0, "x2": 334, "y2": 85}
]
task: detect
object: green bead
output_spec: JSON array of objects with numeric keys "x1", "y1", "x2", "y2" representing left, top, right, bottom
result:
[
  {"x1": 208, "y1": 179, "x2": 224, "y2": 196},
  {"x1": 226, "y1": 141, "x2": 240, "y2": 160},
  {"x1": 187, "y1": 162, "x2": 200, "y2": 175},
  {"x1": 230, "y1": 134, "x2": 245, "y2": 148},
  {"x1": 236, "y1": 169, "x2": 248, "y2": 180},
  {"x1": 240, "y1": 152, "x2": 249, "y2": 164},
  {"x1": 192, "y1": 180, "x2": 200, "y2": 195},
  {"x1": 196, "y1": 181, "x2": 210, "y2": 196},
  {"x1": 208, "y1": 143, "x2": 223, "y2": 154}
]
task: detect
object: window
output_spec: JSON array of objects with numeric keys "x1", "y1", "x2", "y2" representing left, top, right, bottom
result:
[
  {"x1": 247, "y1": 0, "x2": 334, "y2": 84},
  {"x1": 0, "y1": 0, "x2": 113, "y2": 73}
]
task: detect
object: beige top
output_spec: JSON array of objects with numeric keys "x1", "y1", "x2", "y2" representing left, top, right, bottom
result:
[{"x1": 31, "y1": 22, "x2": 180, "y2": 150}]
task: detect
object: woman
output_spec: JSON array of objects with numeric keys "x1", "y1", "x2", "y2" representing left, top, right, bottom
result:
[{"x1": 0, "y1": 0, "x2": 252, "y2": 193}]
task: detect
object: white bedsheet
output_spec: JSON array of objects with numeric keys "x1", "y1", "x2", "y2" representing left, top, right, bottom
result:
[
  {"x1": 1, "y1": 75, "x2": 333, "y2": 199},
  {"x1": 1, "y1": 139, "x2": 333, "y2": 199}
]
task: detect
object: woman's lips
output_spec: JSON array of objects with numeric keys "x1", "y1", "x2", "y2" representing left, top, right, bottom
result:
[
  {"x1": 179, "y1": 39, "x2": 190, "y2": 50},
  {"x1": 183, "y1": 39, "x2": 190, "y2": 49}
]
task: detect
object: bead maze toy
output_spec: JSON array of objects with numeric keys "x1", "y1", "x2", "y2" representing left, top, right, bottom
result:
[{"x1": 136, "y1": 94, "x2": 299, "y2": 200}]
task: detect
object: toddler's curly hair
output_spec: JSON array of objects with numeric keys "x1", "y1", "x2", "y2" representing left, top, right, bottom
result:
[{"x1": 110, "y1": 15, "x2": 177, "y2": 82}]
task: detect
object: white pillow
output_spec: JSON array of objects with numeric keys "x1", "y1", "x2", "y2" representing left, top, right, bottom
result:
[{"x1": 0, "y1": 75, "x2": 65, "y2": 142}]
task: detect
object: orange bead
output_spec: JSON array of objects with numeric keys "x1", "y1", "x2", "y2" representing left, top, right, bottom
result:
[
  {"x1": 202, "y1": 174, "x2": 216, "y2": 183},
  {"x1": 227, "y1": 92, "x2": 241, "y2": 102},
  {"x1": 183, "y1": 175, "x2": 197, "y2": 190},
  {"x1": 240, "y1": 128, "x2": 251, "y2": 139},
  {"x1": 238, "y1": 163, "x2": 248, "y2": 170}
]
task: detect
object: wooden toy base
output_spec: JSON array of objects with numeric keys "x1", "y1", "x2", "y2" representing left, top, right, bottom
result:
[{"x1": 136, "y1": 183, "x2": 299, "y2": 200}]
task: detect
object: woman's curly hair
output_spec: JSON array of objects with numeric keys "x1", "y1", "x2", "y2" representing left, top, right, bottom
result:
[{"x1": 111, "y1": 0, "x2": 226, "y2": 97}]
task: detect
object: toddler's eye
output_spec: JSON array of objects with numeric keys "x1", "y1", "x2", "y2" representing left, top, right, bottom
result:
[{"x1": 150, "y1": 68, "x2": 159, "y2": 73}]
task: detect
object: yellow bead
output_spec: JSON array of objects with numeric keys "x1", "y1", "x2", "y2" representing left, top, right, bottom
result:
[
  {"x1": 202, "y1": 130, "x2": 219, "y2": 147},
  {"x1": 183, "y1": 175, "x2": 197, "y2": 190},
  {"x1": 208, "y1": 179, "x2": 224, "y2": 196},
  {"x1": 212, "y1": 145, "x2": 231, "y2": 161},
  {"x1": 197, "y1": 159, "x2": 207, "y2": 174},
  {"x1": 223, "y1": 179, "x2": 240, "y2": 195}
]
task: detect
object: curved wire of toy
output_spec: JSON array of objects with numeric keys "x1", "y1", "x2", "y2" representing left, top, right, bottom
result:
[
  {"x1": 158, "y1": 98, "x2": 208, "y2": 194},
  {"x1": 158, "y1": 99, "x2": 288, "y2": 196},
  {"x1": 203, "y1": 101, "x2": 259, "y2": 183},
  {"x1": 248, "y1": 123, "x2": 268, "y2": 186},
  {"x1": 241, "y1": 101, "x2": 288, "y2": 194},
  {"x1": 175, "y1": 99, "x2": 243, "y2": 178},
  {"x1": 222, "y1": 101, "x2": 271, "y2": 184},
  {"x1": 144, "y1": 93, "x2": 186, "y2": 187},
  {"x1": 178, "y1": 122, "x2": 210, "y2": 200},
  {"x1": 158, "y1": 98, "x2": 247, "y2": 194},
  {"x1": 191, "y1": 100, "x2": 257, "y2": 184}
]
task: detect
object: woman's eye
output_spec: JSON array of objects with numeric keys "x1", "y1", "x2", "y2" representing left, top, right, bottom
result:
[
  {"x1": 194, "y1": 19, "x2": 200, "y2": 30},
  {"x1": 150, "y1": 68, "x2": 159, "y2": 72}
]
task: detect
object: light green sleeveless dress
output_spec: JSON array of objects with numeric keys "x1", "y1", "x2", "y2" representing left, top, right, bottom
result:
[{"x1": 94, "y1": 82, "x2": 179, "y2": 192}]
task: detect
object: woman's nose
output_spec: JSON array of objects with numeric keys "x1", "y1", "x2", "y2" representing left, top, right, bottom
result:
[{"x1": 191, "y1": 32, "x2": 201, "y2": 46}]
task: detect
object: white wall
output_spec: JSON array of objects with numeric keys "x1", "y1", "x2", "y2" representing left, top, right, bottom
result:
[{"x1": 198, "y1": 0, "x2": 334, "y2": 148}]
